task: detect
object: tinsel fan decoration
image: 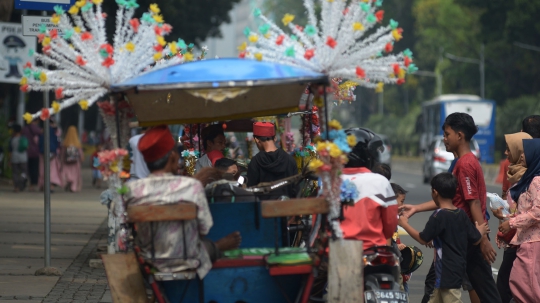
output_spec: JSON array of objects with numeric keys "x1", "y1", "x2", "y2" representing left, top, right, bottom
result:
[
  {"x1": 21, "y1": 0, "x2": 206, "y2": 123},
  {"x1": 240, "y1": 0, "x2": 417, "y2": 91}
]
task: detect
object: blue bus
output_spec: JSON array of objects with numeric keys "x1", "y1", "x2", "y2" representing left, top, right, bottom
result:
[{"x1": 420, "y1": 94, "x2": 496, "y2": 163}]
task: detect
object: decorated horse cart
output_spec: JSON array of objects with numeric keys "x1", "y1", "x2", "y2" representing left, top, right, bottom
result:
[{"x1": 20, "y1": 0, "x2": 416, "y2": 301}]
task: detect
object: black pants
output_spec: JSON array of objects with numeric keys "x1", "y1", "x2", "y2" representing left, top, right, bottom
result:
[
  {"x1": 422, "y1": 243, "x2": 502, "y2": 303},
  {"x1": 497, "y1": 247, "x2": 517, "y2": 303},
  {"x1": 27, "y1": 157, "x2": 39, "y2": 185},
  {"x1": 11, "y1": 162, "x2": 27, "y2": 190},
  {"x1": 421, "y1": 262, "x2": 435, "y2": 303}
]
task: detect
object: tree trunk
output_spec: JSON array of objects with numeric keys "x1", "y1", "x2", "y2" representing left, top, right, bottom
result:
[{"x1": 0, "y1": 0, "x2": 13, "y2": 22}]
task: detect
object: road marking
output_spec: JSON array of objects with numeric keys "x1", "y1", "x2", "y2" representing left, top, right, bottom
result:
[{"x1": 405, "y1": 183, "x2": 417, "y2": 189}]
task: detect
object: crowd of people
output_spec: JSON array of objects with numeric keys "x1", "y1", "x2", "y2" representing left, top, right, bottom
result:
[
  {"x1": 9, "y1": 112, "x2": 539, "y2": 302},
  {"x1": 396, "y1": 114, "x2": 540, "y2": 303},
  {"x1": 119, "y1": 114, "x2": 540, "y2": 302},
  {"x1": 6, "y1": 120, "x2": 88, "y2": 193}
]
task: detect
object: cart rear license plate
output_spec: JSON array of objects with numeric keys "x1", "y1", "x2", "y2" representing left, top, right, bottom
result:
[{"x1": 364, "y1": 290, "x2": 408, "y2": 303}]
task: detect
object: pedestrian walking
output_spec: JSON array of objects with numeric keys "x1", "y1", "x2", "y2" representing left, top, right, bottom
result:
[
  {"x1": 8, "y1": 124, "x2": 28, "y2": 192},
  {"x1": 61, "y1": 126, "x2": 84, "y2": 192},
  {"x1": 91, "y1": 144, "x2": 103, "y2": 188},
  {"x1": 491, "y1": 132, "x2": 531, "y2": 303},
  {"x1": 21, "y1": 119, "x2": 42, "y2": 191},
  {"x1": 499, "y1": 139, "x2": 540, "y2": 303}
]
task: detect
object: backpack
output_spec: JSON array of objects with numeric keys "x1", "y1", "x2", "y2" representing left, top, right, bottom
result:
[
  {"x1": 17, "y1": 136, "x2": 29, "y2": 153},
  {"x1": 64, "y1": 146, "x2": 80, "y2": 164}
]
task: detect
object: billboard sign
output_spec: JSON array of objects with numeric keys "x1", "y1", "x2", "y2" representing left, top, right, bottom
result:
[{"x1": 0, "y1": 22, "x2": 37, "y2": 84}]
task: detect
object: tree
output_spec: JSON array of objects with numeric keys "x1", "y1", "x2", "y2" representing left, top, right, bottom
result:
[
  {"x1": 0, "y1": 0, "x2": 12, "y2": 22},
  {"x1": 413, "y1": 0, "x2": 484, "y2": 98},
  {"x1": 102, "y1": 0, "x2": 241, "y2": 45},
  {"x1": 456, "y1": 0, "x2": 540, "y2": 100}
]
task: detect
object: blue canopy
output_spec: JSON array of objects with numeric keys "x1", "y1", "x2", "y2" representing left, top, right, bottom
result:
[
  {"x1": 114, "y1": 58, "x2": 328, "y2": 126},
  {"x1": 111, "y1": 58, "x2": 327, "y2": 91}
]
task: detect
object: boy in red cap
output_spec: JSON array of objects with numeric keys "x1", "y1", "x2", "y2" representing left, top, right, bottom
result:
[
  {"x1": 124, "y1": 125, "x2": 241, "y2": 282},
  {"x1": 247, "y1": 122, "x2": 298, "y2": 200}
]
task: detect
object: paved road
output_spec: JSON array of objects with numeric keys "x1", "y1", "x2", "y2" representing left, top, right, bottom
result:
[{"x1": 391, "y1": 168, "x2": 504, "y2": 303}]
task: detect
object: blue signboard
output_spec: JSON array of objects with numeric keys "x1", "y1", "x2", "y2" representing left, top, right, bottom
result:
[{"x1": 15, "y1": 0, "x2": 74, "y2": 12}]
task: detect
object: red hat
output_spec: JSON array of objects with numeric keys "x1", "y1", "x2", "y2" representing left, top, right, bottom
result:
[
  {"x1": 207, "y1": 150, "x2": 224, "y2": 166},
  {"x1": 138, "y1": 125, "x2": 176, "y2": 163},
  {"x1": 253, "y1": 122, "x2": 275, "y2": 137}
]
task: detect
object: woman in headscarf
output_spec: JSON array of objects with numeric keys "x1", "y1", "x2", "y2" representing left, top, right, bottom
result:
[
  {"x1": 499, "y1": 139, "x2": 540, "y2": 303},
  {"x1": 492, "y1": 132, "x2": 531, "y2": 303},
  {"x1": 61, "y1": 126, "x2": 84, "y2": 192}
]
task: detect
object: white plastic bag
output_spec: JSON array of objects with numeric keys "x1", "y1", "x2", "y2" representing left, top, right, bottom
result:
[{"x1": 487, "y1": 192, "x2": 510, "y2": 216}]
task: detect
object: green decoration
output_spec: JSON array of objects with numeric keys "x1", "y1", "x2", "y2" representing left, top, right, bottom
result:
[
  {"x1": 407, "y1": 63, "x2": 418, "y2": 73},
  {"x1": 304, "y1": 25, "x2": 317, "y2": 36},
  {"x1": 285, "y1": 46, "x2": 295, "y2": 57},
  {"x1": 53, "y1": 5, "x2": 65, "y2": 15},
  {"x1": 360, "y1": 3, "x2": 370, "y2": 12},
  {"x1": 390, "y1": 19, "x2": 398, "y2": 30},
  {"x1": 259, "y1": 24, "x2": 270, "y2": 35}
]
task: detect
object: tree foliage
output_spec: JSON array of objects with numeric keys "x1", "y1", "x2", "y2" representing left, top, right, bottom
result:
[{"x1": 102, "y1": 0, "x2": 241, "y2": 45}]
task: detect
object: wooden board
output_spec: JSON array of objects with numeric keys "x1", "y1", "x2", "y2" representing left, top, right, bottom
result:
[
  {"x1": 261, "y1": 198, "x2": 329, "y2": 218},
  {"x1": 328, "y1": 240, "x2": 364, "y2": 303},
  {"x1": 101, "y1": 253, "x2": 148, "y2": 303},
  {"x1": 127, "y1": 203, "x2": 197, "y2": 223}
]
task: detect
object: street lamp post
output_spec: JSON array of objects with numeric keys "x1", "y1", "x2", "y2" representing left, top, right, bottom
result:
[
  {"x1": 413, "y1": 70, "x2": 443, "y2": 96},
  {"x1": 513, "y1": 42, "x2": 540, "y2": 53},
  {"x1": 445, "y1": 44, "x2": 485, "y2": 99}
]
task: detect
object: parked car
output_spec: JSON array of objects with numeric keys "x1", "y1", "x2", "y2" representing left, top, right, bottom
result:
[
  {"x1": 422, "y1": 135, "x2": 480, "y2": 183},
  {"x1": 378, "y1": 134, "x2": 392, "y2": 166}
]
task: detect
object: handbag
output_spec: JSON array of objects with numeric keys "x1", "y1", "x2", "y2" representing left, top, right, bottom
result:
[{"x1": 497, "y1": 228, "x2": 517, "y2": 244}]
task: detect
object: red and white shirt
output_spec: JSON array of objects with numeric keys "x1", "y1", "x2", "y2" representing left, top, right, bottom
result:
[{"x1": 340, "y1": 167, "x2": 399, "y2": 249}]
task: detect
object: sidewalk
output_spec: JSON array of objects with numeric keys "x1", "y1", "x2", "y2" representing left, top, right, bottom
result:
[{"x1": 0, "y1": 168, "x2": 111, "y2": 303}]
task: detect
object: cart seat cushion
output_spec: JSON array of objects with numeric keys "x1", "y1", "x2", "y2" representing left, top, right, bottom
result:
[
  {"x1": 223, "y1": 247, "x2": 312, "y2": 266},
  {"x1": 266, "y1": 252, "x2": 312, "y2": 266},
  {"x1": 223, "y1": 247, "x2": 305, "y2": 258}
]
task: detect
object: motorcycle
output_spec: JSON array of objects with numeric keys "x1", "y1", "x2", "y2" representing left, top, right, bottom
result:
[
  {"x1": 309, "y1": 245, "x2": 408, "y2": 303},
  {"x1": 363, "y1": 246, "x2": 408, "y2": 303}
]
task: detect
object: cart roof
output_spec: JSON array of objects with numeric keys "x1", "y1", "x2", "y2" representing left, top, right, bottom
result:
[{"x1": 112, "y1": 59, "x2": 328, "y2": 126}]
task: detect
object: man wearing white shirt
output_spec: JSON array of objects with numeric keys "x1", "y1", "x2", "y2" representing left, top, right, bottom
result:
[{"x1": 129, "y1": 129, "x2": 150, "y2": 180}]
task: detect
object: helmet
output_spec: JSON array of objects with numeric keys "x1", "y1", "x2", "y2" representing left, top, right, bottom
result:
[
  {"x1": 344, "y1": 128, "x2": 383, "y2": 170},
  {"x1": 400, "y1": 245, "x2": 424, "y2": 275}
]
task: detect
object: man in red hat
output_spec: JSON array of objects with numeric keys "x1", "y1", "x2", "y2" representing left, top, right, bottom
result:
[
  {"x1": 124, "y1": 125, "x2": 241, "y2": 281},
  {"x1": 247, "y1": 122, "x2": 298, "y2": 200}
]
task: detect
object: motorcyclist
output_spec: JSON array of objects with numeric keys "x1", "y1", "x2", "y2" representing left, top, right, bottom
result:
[
  {"x1": 339, "y1": 128, "x2": 398, "y2": 249},
  {"x1": 310, "y1": 128, "x2": 400, "y2": 301}
]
